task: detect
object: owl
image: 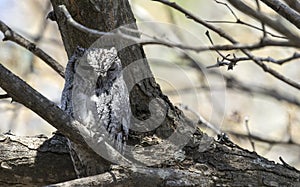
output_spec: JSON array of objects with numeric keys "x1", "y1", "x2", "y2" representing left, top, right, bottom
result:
[{"x1": 61, "y1": 47, "x2": 131, "y2": 177}]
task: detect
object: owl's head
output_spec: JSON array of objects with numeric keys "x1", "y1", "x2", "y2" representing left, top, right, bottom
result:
[{"x1": 86, "y1": 47, "x2": 122, "y2": 78}]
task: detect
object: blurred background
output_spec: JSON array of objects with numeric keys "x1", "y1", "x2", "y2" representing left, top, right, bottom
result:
[{"x1": 0, "y1": 0, "x2": 299, "y2": 169}]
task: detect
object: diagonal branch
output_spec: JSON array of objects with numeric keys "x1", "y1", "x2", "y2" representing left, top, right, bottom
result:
[
  {"x1": 0, "y1": 63, "x2": 77, "y2": 143},
  {"x1": 0, "y1": 94, "x2": 10, "y2": 99},
  {"x1": 260, "y1": 0, "x2": 300, "y2": 29},
  {"x1": 58, "y1": 5, "x2": 112, "y2": 37},
  {"x1": 0, "y1": 20, "x2": 65, "y2": 78},
  {"x1": 284, "y1": 0, "x2": 300, "y2": 13},
  {"x1": 226, "y1": 0, "x2": 300, "y2": 44}
]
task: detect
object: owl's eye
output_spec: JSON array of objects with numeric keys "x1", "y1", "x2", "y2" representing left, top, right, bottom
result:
[
  {"x1": 108, "y1": 64, "x2": 117, "y2": 72},
  {"x1": 108, "y1": 67, "x2": 116, "y2": 72},
  {"x1": 80, "y1": 65, "x2": 93, "y2": 71}
]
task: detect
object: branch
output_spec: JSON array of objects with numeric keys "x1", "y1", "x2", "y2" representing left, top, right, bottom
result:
[
  {"x1": 0, "y1": 94, "x2": 10, "y2": 99},
  {"x1": 269, "y1": 52, "x2": 300, "y2": 65},
  {"x1": 2, "y1": 134, "x2": 300, "y2": 186},
  {"x1": 51, "y1": 165, "x2": 210, "y2": 187},
  {"x1": 58, "y1": 4, "x2": 300, "y2": 68},
  {"x1": 210, "y1": 0, "x2": 282, "y2": 39},
  {"x1": 152, "y1": 0, "x2": 237, "y2": 44},
  {"x1": 241, "y1": 49, "x2": 300, "y2": 90},
  {"x1": 119, "y1": 27, "x2": 298, "y2": 51},
  {"x1": 255, "y1": 0, "x2": 267, "y2": 38},
  {"x1": 57, "y1": 5, "x2": 112, "y2": 37},
  {"x1": 284, "y1": 0, "x2": 300, "y2": 13},
  {"x1": 228, "y1": 131, "x2": 300, "y2": 146},
  {"x1": 260, "y1": 0, "x2": 300, "y2": 29},
  {"x1": 0, "y1": 20, "x2": 65, "y2": 78},
  {"x1": 226, "y1": 0, "x2": 300, "y2": 44},
  {"x1": 178, "y1": 104, "x2": 222, "y2": 135},
  {"x1": 153, "y1": 0, "x2": 300, "y2": 90}
]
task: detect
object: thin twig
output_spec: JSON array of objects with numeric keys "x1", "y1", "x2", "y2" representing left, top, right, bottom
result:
[
  {"x1": 255, "y1": 0, "x2": 267, "y2": 38},
  {"x1": 152, "y1": 0, "x2": 237, "y2": 44},
  {"x1": 58, "y1": 5, "x2": 112, "y2": 37},
  {"x1": 215, "y1": 0, "x2": 238, "y2": 20},
  {"x1": 178, "y1": 103, "x2": 222, "y2": 135},
  {"x1": 206, "y1": 19, "x2": 286, "y2": 39},
  {"x1": 118, "y1": 29, "x2": 298, "y2": 51},
  {"x1": 279, "y1": 156, "x2": 298, "y2": 171},
  {"x1": 241, "y1": 50, "x2": 300, "y2": 90},
  {"x1": 213, "y1": 0, "x2": 282, "y2": 39},
  {"x1": 228, "y1": 131, "x2": 300, "y2": 146},
  {"x1": 244, "y1": 117, "x2": 255, "y2": 152},
  {"x1": 0, "y1": 94, "x2": 10, "y2": 99},
  {"x1": 268, "y1": 52, "x2": 300, "y2": 65},
  {"x1": 175, "y1": 51, "x2": 300, "y2": 107}
]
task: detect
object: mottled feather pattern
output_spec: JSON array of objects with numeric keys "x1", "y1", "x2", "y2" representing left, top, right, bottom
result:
[{"x1": 61, "y1": 47, "x2": 131, "y2": 177}]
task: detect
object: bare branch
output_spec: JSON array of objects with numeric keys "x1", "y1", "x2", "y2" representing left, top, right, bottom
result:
[
  {"x1": 226, "y1": 0, "x2": 300, "y2": 44},
  {"x1": 260, "y1": 0, "x2": 300, "y2": 29},
  {"x1": 58, "y1": 5, "x2": 112, "y2": 37},
  {"x1": 284, "y1": 0, "x2": 300, "y2": 13},
  {"x1": 228, "y1": 131, "x2": 300, "y2": 147},
  {"x1": 162, "y1": 49, "x2": 300, "y2": 107},
  {"x1": 51, "y1": 166, "x2": 208, "y2": 186},
  {"x1": 216, "y1": 0, "x2": 239, "y2": 20},
  {"x1": 241, "y1": 49, "x2": 300, "y2": 90},
  {"x1": 213, "y1": 0, "x2": 279, "y2": 39},
  {"x1": 208, "y1": 51, "x2": 300, "y2": 68},
  {"x1": 117, "y1": 28, "x2": 298, "y2": 51},
  {"x1": 0, "y1": 94, "x2": 10, "y2": 99},
  {"x1": 58, "y1": 4, "x2": 299, "y2": 54},
  {"x1": 244, "y1": 117, "x2": 256, "y2": 152},
  {"x1": 153, "y1": 0, "x2": 300, "y2": 90},
  {"x1": 206, "y1": 19, "x2": 285, "y2": 39},
  {"x1": 58, "y1": 2, "x2": 300, "y2": 90},
  {"x1": 267, "y1": 52, "x2": 300, "y2": 65},
  {"x1": 0, "y1": 20, "x2": 65, "y2": 78},
  {"x1": 255, "y1": 0, "x2": 267, "y2": 38},
  {"x1": 178, "y1": 104, "x2": 222, "y2": 135}
]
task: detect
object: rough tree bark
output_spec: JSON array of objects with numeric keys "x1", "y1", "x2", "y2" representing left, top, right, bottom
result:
[{"x1": 0, "y1": 0, "x2": 300, "y2": 186}]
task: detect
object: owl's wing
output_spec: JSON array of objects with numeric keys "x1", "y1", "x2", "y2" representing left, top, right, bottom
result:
[{"x1": 95, "y1": 74, "x2": 130, "y2": 153}]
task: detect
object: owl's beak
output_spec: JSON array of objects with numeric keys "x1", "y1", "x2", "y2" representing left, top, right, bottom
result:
[{"x1": 99, "y1": 71, "x2": 107, "y2": 77}]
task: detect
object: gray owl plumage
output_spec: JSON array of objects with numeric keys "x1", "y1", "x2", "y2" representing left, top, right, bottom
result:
[{"x1": 61, "y1": 47, "x2": 131, "y2": 177}]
